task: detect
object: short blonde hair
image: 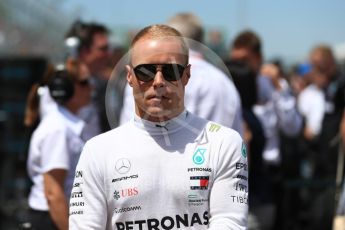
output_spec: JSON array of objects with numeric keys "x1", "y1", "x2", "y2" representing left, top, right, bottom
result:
[{"x1": 130, "y1": 24, "x2": 189, "y2": 64}]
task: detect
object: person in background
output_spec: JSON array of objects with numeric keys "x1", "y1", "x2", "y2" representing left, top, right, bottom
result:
[
  {"x1": 298, "y1": 45, "x2": 344, "y2": 230},
  {"x1": 229, "y1": 30, "x2": 302, "y2": 230},
  {"x1": 69, "y1": 24, "x2": 248, "y2": 229},
  {"x1": 207, "y1": 30, "x2": 227, "y2": 59},
  {"x1": 65, "y1": 20, "x2": 111, "y2": 134},
  {"x1": 24, "y1": 64, "x2": 57, "y2": 130},
  {"x1": 26, "y1": 59, "x2": 92, "y2": 230},
  {"x1": 257, "y1": 62, "x2": 302, "y2": 166},
  {"x1": 120, "y1": 13, "x2": 244, "y2": 136}
]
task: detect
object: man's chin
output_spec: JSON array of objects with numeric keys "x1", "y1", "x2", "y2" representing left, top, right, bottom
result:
[
  {"x1": 146, "y1": 107, "x2": 167, "y2": 117},
  {"x1": 143, "y1": 107, "x2": 177, "y2": 121}
]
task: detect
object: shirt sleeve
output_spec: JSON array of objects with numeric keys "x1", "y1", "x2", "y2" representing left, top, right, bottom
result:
[
  {"x1": 41, "y1": 129, "x2": 69, "y2": 173},
  {"x1": 208, "y1": 131, "x2": 248, "y2": 229},
  {"x1": 69, "y1": 141, "x2": 108, "y2": 229}
]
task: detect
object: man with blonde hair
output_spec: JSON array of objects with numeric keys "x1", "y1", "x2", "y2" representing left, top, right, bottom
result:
[
  {"x1": 120, "y1": 13, "x2": 243, "y2": 136},
  {"x1": 69, "y1": 24, "x2": 248, "y2": 229}
]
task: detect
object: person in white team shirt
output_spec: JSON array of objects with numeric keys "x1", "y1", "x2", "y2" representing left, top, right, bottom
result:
[
  {"x1": 27, "y1": 59, "x2": 92, "y2": 230},
  {"x1": 69, "y1": 24, "x2": 248, "y2": 230},
  {"x1": 120, "y1": 13, "x2": 243, "y2": 136}
]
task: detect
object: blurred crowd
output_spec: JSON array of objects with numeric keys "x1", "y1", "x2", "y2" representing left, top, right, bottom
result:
[{"x1": 1, "y1": 12, "x2": 345, "y2": 230}]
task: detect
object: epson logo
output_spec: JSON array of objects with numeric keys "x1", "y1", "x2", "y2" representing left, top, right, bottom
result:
[{"x1": 112, "y1": 174, "x2": 138, "y2": 183}]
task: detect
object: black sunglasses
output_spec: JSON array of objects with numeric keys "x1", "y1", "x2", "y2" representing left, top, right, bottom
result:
[{"x1": 133, "y1": 63, "x2": 187, "y2": 82}]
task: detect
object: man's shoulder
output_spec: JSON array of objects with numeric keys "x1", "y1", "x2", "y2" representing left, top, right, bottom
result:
[
  {"x1": 191, "y1": 113, "x2": 241, "y2": 140},
  {"x1": 206, "y1": 120, "x2": 241, "y2": 138}
]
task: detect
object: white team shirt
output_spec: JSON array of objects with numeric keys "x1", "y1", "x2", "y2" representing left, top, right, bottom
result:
[
  {"x1": 37, "y1": 86, "x2": 58, "y2": 118},
  {"x1": 27, "y1": 106, "x2": 85, "y2": 211},
  {"x1": 69, "y1": 111, "x2": 248, "y2": 229},
  {"x1": 119, "y1": 50, "x2": 243, "y2": 136},
  {"x1": 298, "y1": 84, "x2": 326, "y2": 136}
]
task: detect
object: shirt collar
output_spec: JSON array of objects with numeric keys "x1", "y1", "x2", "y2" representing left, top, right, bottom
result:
[
  {"x1": 58, "y1": 106, "x2": 85, "y2": 136},
  {"x1": 132, "y1": 110, "x2": 189, "y2": 135}
]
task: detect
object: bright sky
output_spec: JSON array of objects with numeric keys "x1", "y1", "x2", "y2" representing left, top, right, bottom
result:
[{"x1": 61, "y1": 0, "x2": 345, "y2": 63}]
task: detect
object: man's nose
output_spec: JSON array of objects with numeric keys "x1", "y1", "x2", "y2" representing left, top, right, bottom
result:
[{"x1": 153, "y1": 71, "x2": 166, "y2": 87}]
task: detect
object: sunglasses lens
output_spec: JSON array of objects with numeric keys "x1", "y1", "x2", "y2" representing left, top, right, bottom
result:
[
  {"x1": 134, "y1": 65, "x2": 156, "y2": 82},
  {"x1": 163, "y1": 64, "x2": 185, "y2": 81},
  {"x1": 134, "y1": 64, "x2": 185, "y2": 82}
]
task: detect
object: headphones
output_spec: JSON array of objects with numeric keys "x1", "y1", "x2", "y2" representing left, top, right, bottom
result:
[
  {"x1": 64, "y1": 21, "x2": 87, "y2": 59},
  {"x1": 48, "y1": 69, "x2": 74, "y2": 104}
]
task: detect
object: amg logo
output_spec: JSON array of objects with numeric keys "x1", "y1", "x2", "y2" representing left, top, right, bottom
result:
[{"x1": 112, "y1": 174, "x2": 138, "y2": 183}]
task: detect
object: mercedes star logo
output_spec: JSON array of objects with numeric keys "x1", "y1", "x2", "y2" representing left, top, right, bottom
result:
[{"x1": 115, "y1": 158, "x2": 131, "y2": 174}]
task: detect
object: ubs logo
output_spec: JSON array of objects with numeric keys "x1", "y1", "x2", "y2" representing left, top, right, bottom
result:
[
  {"x1": 115, "y1": 158, "x2": 131, "y2": 174},
  {"x1": 114, "y1": 187, "x2": 139, "y2": 200}
]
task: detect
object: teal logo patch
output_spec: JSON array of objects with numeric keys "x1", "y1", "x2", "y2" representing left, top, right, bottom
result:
[
  {"x1": 114, "y1": 190, "x2": 120, "y2": 200},
  {"x1": 241, "y1": 142, "x2": 247, "y2": 158},
  {"x1": 193, "y1": 148, "x2": 206, "y2": 165}
]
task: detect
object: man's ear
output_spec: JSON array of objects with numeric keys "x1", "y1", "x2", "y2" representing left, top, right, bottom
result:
[
  {"x1": 182, "y1": 64, "x2": 191, "y2": 86},
  {"x1": 126, "y1": 65, "x2": 133, "y2": 87}
]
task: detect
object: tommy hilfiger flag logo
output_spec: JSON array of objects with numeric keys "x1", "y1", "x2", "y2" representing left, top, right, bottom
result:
[{"x1": 190, "y1": 176, "x2": 209, "y2": 190}]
